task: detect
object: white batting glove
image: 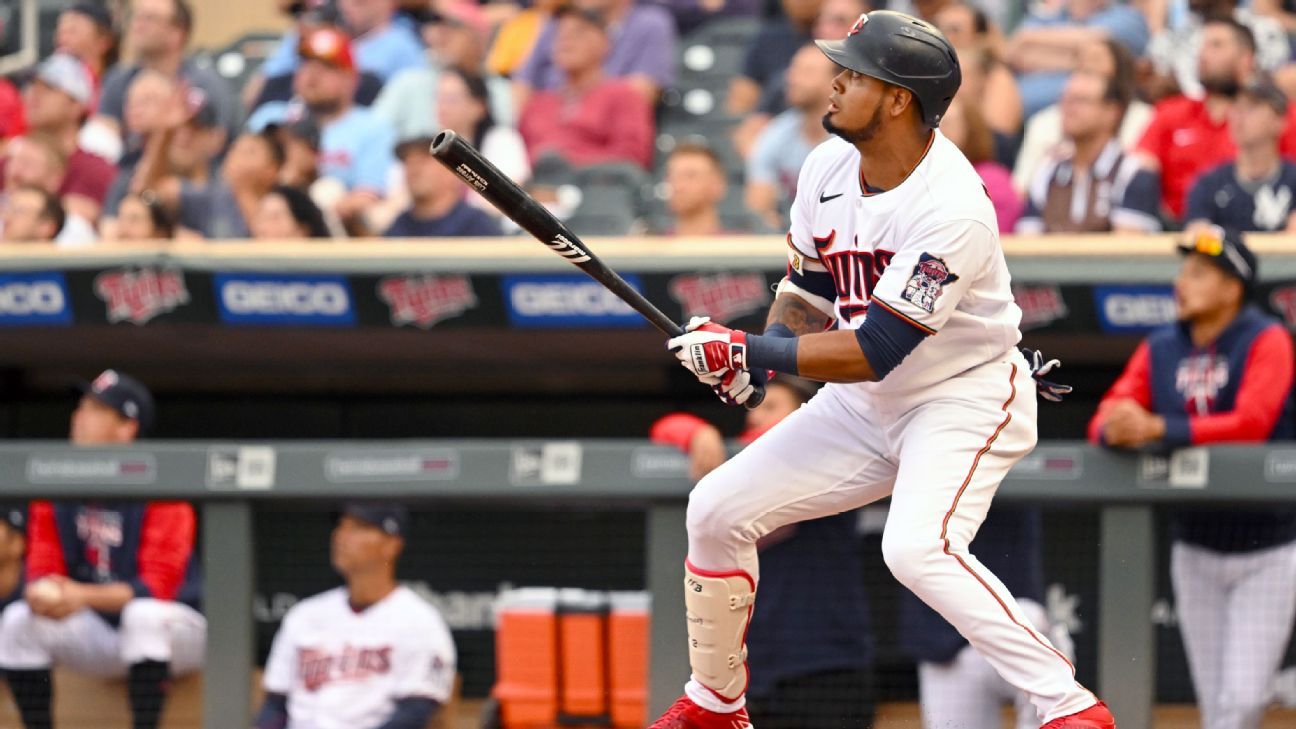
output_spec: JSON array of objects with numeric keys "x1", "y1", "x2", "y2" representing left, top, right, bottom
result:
[{"x1": 668, "y1": 317, "x2": 749, "y2": 379}]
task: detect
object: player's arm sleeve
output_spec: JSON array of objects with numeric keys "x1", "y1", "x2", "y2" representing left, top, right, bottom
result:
[
  {"x1": 25, "y1": 501, "x2": 67, "y2": 580},
  {"x1": 134, "y1": 502, "x2": 196, "y2": 601},
  {"x1": 391, "y1": 614, "x2": 458, "y2": 703},
  {"x1": 253, "y1": 693, "x2": 289, "y2": 729},
  {"x1": 1165, "y1": 326, "x2": 1295, "y2": 446},
  {"x1": 262, "y1": 610, "x2": 298, "y2": 694},
  {"x1": 1112, "y1": 167, "x2": 1163, "y2": 232},
  {"x1": 1086, "y1": 340, "x2": 1154, "y2": 444},
  {"x1": 373, "y1": 698, "x2": 439, "y2": 729}
]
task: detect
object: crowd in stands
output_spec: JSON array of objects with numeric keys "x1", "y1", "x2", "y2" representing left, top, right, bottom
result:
[{"x1": 6, "y1": 0, "x2": 1296, "y2": 242}]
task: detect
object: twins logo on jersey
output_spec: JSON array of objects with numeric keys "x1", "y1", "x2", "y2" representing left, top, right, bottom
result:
[
  {"x1": 75, "y1": 508, "x2": 124, "y2": 581},
  {"x1": 298, "y1": 645, "x2": 394, "y2": 691},
  {"x1": 901, "y1": 253, "x2": 959, "y2": 314},
  {"x1": 1175, "y1": 353, "x2": 1230, "y2": 412},
  {"x1": 814, "y1": 231, "x2": 895, "y2": 321}
]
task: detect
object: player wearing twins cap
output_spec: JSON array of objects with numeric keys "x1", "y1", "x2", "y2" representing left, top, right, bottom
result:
[
  {"x1": 0, "y1": 369, "x2": 205, "y2": 729},
  {"x1": 652, "y1": 10, "x2": 1113, "y2": 729},
  {"x1": 1090, "y1": 227, "x2": 1296, "y2": 729},
  {"x1": 255, "y1": 503, "x2": 457, "y2": 729}
]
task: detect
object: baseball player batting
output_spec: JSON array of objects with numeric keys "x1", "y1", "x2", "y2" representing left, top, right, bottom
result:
[{"x1": 650, "y1": 11, "x2": 1113, "y2": 729}]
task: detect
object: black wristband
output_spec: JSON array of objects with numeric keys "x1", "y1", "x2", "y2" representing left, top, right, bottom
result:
[{"x1": 746, "y1": 333, "x2": 800, "y2": 375}]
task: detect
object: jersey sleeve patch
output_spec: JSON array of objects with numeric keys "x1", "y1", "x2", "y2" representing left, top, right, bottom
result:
[{"x1": 900, "y1": 253, "x2": 960, "y2": 314}]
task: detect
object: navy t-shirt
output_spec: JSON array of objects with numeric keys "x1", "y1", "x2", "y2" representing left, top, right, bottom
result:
[
  {"x1": 384, "y1": 202, "x2": 502, "y2": 238},
  {"x1": 1185, "y1": 161, "x2": 1296, "y2": 231}
]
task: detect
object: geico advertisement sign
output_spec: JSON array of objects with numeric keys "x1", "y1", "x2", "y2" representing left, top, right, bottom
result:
[
  {"x1": 503, "y1": 274, "x2": 645, "y2": 327},
  {"x1": 215, "y1": 274, "x2": 356, "y2": 326},
  {"x1": 1094, "y1": 285, "x2": 1176, "y2": 334},
  {"x1": 0, "y1": 273, "x2": 72, "y2": 325}
]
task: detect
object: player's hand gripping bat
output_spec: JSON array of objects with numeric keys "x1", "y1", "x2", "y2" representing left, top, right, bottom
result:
[{"x1": 429, "y1": 130, "x2": 765, "y2": 408}]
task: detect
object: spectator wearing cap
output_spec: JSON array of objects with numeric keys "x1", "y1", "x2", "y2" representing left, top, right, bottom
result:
[
  {"x1": 255, "y1": 0, "x2": 425, "y2": 86},
  {"x1": 3, "y1": 136, "x2": 96, "y2": 246},
  {"x1": 1013, "y1": 37, "x2": 1152, "y2": 196},
  {"x1": 385, "y1": 137, "x2": 502, "y2": 238},
  {"x1": 0, "y1": 54, "x2": 118, "y2": 225},
  {"x1": 114, "y1": 191, "x2": 175, "y2": 242},
  {"x1": 1006, "y1": 0, "x2": 1149, "y2": 118},
  {"x1": 373, "y1": 7, "x2": 516, "y2": 143},
  {"x1": 91, "y1": 0, "x2": 238, "y2": 161},
  {"x1": 514, "y1": 0, "x2": 678, "y2": 107},
  {"x1": 1016, "y1": 71, "x2": 1161, "y2": 234},
  {"x1": 55, "y1": 3, "x2": 119, "y2": 84},
  {"x1": 248, "y1": 26, "x2": 398, "y2": 234},
  {"x1": 1185, "y1": 76, "x2": 1296, "y2": 232},
  {"x1": 1089, "y1": 227, "x2": 1296, "y2": 729},
  {"x1": 255, "y1": 503, "x2": 456, "y2": 729},
  {"x1": 0, "y1": 369, "x2": 205, "y2": 729},
  {"x1": 518, "y1": 8, "x2": 655, "y2": 171},
  {"x1": 252, "y1": 185, "x2": 333, "y2": 239},
  {"x1": 0, "y1": 186, "x2": 64, "y2": 244},
  {"x1": 745, "y1": 43, "x2": 834, "y2": 230},
  {"x1": 0, "y1": 505, "x2": 25, "y2": 613}
]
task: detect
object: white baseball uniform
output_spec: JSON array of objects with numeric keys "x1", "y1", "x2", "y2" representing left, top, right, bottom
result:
[
  {"x1": 681, "y1": 132, "x2": 1096, "y2": 722},
  {"x1": 0, "y1": 598, "x2": 205, "y2": 676},
  {"x1": 263, "y1": 585, "x2": 457, "y2": 729}
]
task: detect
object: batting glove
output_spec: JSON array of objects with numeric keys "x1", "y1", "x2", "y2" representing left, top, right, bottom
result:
[
  {"x1": 703, "y1": 368, "x2": 769, "y2": 407},
  {"x1": 668, "y1": 316, "x2": 750, "y2": 378},
  {"x1": 1021, "y1": 347, "x2": 1073, "y2": 402}
]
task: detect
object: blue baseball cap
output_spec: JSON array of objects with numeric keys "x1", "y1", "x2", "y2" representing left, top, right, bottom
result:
[
  {"x1": 341, "y1": 502, "x2": 409, "y2": 537},
  {"x1": 73, "y1": 369, "x2": 156, "y2": 434}
]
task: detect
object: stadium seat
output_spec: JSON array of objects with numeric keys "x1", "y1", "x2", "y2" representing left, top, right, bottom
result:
[{"x1": 565, "y1": 163, "x2": 650, "y2": 236}]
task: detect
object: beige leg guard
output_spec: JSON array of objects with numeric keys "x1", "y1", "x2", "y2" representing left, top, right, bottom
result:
[{"x1": 684, "y1": 559, "x2": 756, "y2": 703}]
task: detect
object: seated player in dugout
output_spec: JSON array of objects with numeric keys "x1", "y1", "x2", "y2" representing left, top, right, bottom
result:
[
  {"x1": 1089, "y1": 226, "x2": 1296, "y2": 729},
  {"x1": 650, "y1": 10, "x2": 1110, "y2": 729},
  {"x1": 255, "y1": 503, "x2": 457, "y2": 729},
  {"x1": 651, "y1": 377, "x2": 875, "y2": 729},
  {"x1": 0, "y1": 370, "x2": 205, "y2": 729}
]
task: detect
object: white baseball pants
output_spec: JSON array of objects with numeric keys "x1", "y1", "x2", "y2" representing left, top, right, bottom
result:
[
  {"x1": 683, "y1": 353, "x2": 1096, "y2": 722},
  {"x1": 0, "y1": 598, "x2": 205, "y2": 676},
  {"x1": 1172, "y1": 539, "x2": 1296, "y2": 729},
  {"x1": 918, "y1": 600, "x2": 1055, "y2": 729}
]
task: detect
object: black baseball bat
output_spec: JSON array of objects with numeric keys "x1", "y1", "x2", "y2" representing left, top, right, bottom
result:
[{"x1": 428, "y1": 130, "x2": 764, "y2": 408}]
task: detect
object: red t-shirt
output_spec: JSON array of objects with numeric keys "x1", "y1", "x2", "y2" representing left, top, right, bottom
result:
[
  {"x1": 0, "y1": 78, "x2": 26, "y2": 140},
  {"x1": 518, "y1": 78, "x2": 655, "y2": 170},
  {"x1": 1136, "y1": 95, "x2": 1296, "y2": 220},
  {"x1": 0, "y1": 147, "x2": 117, "y2": 205}
]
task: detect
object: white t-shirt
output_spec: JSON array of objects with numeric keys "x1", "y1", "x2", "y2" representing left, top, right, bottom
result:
[
  {"x1": 263, "y1": 585, "x2": 457, "y2": 729},
  {"x1": 787, "y1": 132, "x2": 1022, "y2": 397}
]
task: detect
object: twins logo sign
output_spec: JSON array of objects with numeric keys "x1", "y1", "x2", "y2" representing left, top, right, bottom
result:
[
  {"x1": 901, "y1": 253, "x2": 959, "y2": 314},
  {"x1": 94, "y1": 267, "x2": 190, "y2": 325},
  {"x1": 377, "y1": 275, "x2": 477, "y2": 329},
  {"x1": 669, "y1": 272, "x2": 770, "y2": 323}
]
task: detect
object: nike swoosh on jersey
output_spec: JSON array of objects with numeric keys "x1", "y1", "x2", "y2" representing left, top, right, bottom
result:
[{"x1": 819, "y1": 192, "x2": 844, "y2": 203}]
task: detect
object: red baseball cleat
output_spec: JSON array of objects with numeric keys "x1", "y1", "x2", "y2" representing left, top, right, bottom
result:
[
  {"x1": 1041, "y1": 700, "x2": 1116, "y2": 728},
  {"x1": 648, "y1": 695, "x2": 753, "y2": 729}
]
